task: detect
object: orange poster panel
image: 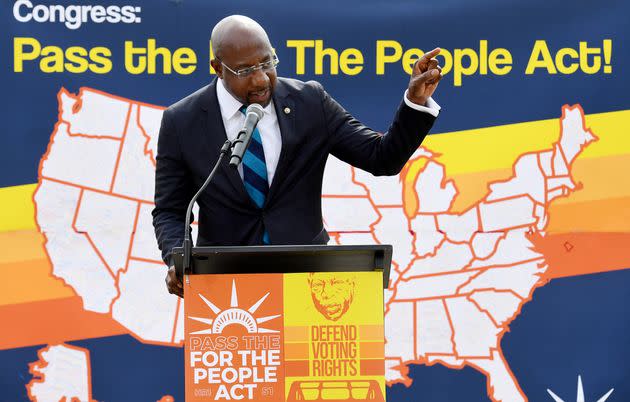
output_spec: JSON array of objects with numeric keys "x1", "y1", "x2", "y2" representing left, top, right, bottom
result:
[{"x1": 184, "y1": 274, "x2": 285, "y2": 402}]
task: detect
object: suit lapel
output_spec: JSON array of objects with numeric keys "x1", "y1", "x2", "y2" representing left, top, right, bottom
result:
[
  {"x1": 202, "y1": 79, "x2": 251, "y2": 201},
  {"x1": 267, "y1": 79, "x2": 296, "y2": 205}
]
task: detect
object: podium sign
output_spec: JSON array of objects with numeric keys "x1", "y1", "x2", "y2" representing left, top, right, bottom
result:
[{"x1": 184, "y1": 271, "x2": 385, "y2": 402}]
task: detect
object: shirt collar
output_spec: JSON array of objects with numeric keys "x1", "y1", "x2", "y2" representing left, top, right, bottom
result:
[{"x1": 216, "y1": 78, "x2": 275, "y2": 120}]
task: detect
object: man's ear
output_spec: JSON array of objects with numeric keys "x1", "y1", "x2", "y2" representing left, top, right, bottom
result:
[{"x1": 210, "y1": 59, "x2": 223, "y2": 79}]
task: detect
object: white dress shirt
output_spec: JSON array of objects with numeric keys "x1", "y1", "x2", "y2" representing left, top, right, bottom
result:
[{"x1": 216, "y1": 78, "x2": 440, "y2": 185}]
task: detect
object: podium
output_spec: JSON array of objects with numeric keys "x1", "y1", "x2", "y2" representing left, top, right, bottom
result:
[{"x1": 172, "y1": 245, "x2": 391, "y2": 402}]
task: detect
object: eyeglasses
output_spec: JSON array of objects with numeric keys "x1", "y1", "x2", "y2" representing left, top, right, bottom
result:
[{"x1": 220, "y1": 54, "x2": 279, "y2": 78}]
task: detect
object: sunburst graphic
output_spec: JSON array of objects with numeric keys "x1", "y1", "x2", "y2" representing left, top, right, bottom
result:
[
  {"x1": 547, "y1": 375, "x2": 614, "y2": 402},
  {"x1": 188, "y1": 279, "x2": 281, "y2": 335}
]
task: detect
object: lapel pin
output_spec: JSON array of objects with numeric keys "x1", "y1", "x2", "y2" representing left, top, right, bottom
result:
[{"x1": 283, "y1": 107, "x2": 291, "y2": 114}]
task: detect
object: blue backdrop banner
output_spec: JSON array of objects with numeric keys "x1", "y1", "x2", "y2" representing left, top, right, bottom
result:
[{"x1": 1, "y1": 1, "x2": 629, "y2": 401}]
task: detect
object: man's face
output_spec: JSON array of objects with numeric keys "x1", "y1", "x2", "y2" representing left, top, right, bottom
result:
[
  {"x1": 309, "y1": 273, "x2": 355, "y2": 321},
  {"x1": 212, "y1": 39, "x2": 277, "y2": 107}
]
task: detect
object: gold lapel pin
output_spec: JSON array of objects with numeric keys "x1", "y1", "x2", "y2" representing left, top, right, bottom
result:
[{"x1": 283, "y1": 107, "x2": 291, "y2": 114}]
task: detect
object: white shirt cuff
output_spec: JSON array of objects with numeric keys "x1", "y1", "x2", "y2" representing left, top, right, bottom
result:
[{"x1": 403, "y1": 90, "x2": 441, "y2": 117}]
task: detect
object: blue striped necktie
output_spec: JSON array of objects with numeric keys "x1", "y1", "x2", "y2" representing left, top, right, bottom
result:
[{"x1": 239, "y1": 105, "x2": 270, "y2": 244}]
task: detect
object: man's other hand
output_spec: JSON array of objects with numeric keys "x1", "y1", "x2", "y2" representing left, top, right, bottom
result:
[
  {"x1": 407, "y1": 47, "x2": 443, "y2": 106},
  {"x1": 166, "y1": 265, "x2": 183, "y2": 298}
]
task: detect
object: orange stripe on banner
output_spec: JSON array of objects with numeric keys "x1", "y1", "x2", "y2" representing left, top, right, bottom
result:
[
  {"x1": 533, "y1": 232, "x2": 630, "y2": 280},
  {"x1": 0, "y1": 258, "x2": 75, "y2": 306},
  {"x1": 547, "y1": 196, "x2": 630, "y2": 233},
  {"x1": 285, "y1": 360, "x2": 309, "y2": 377},
  {"x1": 440, "y1": 168, "x2": 513, "y2": 214},
  {"x1": 360, "y1": 359, "x2": 385, "y2": 376},
  {"x1": 285, "y1": 342, "x2": 309, "y2": 360},
  {"x1": 359, "y1": 325, "x2": 383, "y2": 341},
  {"x1": 441, "y1": 154, "x2": 630, "y2": 216},
  {"x1": 360, "y1": 342, "x2": 384, "y2": 359},
  {"x1": 284, "y1": 326, "x2": 309, "y2": 342},
  {"x1": 0, "y1": 297, "x2": 128, "y2": 350},
  {"x1": 548, "y1": 153, "x2": 630, "y2": 206},
  {"x1": 0, "y1": 229, "x2": 47, "y2": 264}
]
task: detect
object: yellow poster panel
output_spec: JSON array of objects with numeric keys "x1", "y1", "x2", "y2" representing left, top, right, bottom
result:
[{"x1": 283, "y1": 272, "x2": 385, "y2": 401}]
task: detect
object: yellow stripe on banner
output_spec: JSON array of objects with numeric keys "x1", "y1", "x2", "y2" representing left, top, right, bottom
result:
[
  {"x1": 1, "y1": 109, "x2": 628, "y2": 232},
  {"x1": 582, "y1": 109, "x2": 630, "y2": 159},
  {"x1": 0, "y1": 183, "x2": 37, "y2": 232},
  {"x1": 423, "y1": 108, "x2": 630, "y2": 176}
]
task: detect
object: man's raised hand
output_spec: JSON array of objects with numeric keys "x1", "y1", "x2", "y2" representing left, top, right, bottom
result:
[{"x1": 407, "y1": 47, "x2": 443, "y2": 106}]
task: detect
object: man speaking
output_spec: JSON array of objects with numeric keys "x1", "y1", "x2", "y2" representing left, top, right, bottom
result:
[{"x1": 152, "y1": 15, "x2": 443, "y2": 297}]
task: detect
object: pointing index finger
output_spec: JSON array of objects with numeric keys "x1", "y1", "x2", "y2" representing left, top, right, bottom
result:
[
  {"x1": 421, "y1": 47, "x2": 441, "y2": 62},
  {"x1": 413, "y1": 48, "x2": 441, "y2": 74}
]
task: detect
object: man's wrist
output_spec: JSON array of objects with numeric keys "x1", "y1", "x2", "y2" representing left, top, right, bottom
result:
[
  {"x1": 403, "y1": 90, "x2": 441, "y2": 117},
  {"x1": 406, "y1": 92, "x2": 427, "y2": 106}
]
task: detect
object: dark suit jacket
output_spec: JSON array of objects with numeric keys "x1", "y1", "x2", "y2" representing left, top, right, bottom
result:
[{"x1": 152, "y1": 77, "x2": 436, "y2": 264}]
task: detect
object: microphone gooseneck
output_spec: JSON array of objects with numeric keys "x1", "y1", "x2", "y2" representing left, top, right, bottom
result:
[{"x1": 181, "y1": 140, "x2": 232, "y2": 283}]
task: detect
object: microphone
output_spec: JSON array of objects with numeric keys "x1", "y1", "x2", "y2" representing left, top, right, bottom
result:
[{"x1": 229, "y1": 103, "x2": 265, "y2": 168}]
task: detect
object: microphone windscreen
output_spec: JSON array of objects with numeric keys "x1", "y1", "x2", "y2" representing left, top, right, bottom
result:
[{"x1": 246, "y1": 103, "x2": 265, "y2": 119}]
